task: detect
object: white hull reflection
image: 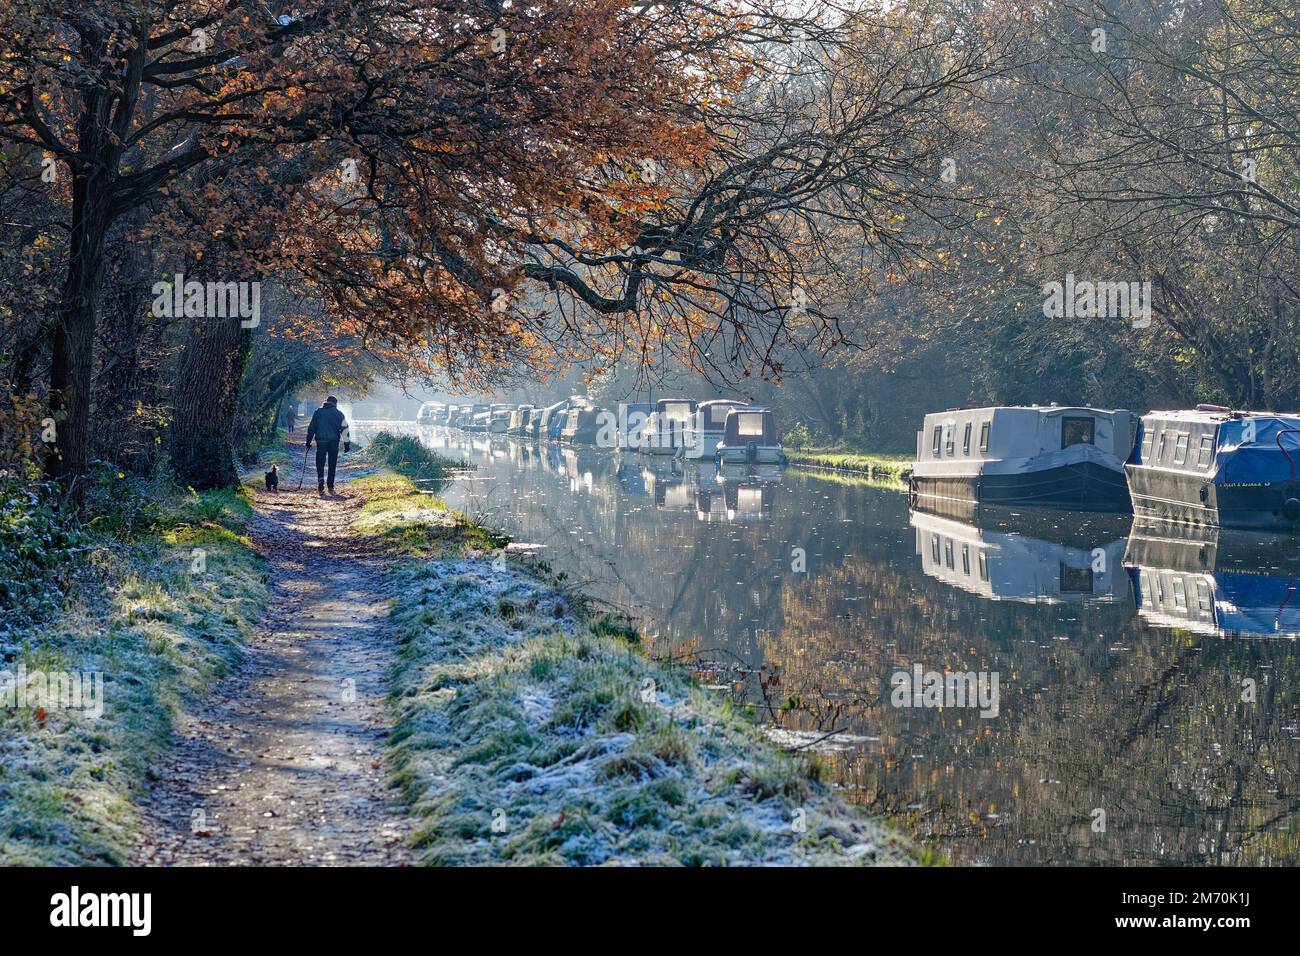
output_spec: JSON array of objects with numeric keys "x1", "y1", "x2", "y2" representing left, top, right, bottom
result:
[{"x1": 910, "y1": 507, "x2": 1128, "y2": 604}]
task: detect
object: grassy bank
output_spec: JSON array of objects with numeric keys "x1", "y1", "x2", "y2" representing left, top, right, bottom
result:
[
  {"x1": 784, "y1": 447, "x2": 912, "y2": 486},
  {"x1": 356, "y1": 473, "x2": 917, "y2": 866},
  {"x1": 0, "y1": 470, "x2": 267, "y2": 865}
]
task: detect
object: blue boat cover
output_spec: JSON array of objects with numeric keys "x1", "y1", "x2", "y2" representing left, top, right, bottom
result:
[
  {"x1": 1214, "y1": 573, "x2": 1300, "y2": 635},
  {"x1": 1215, "y1": 416, "x2": 1300, "y2": 485}
]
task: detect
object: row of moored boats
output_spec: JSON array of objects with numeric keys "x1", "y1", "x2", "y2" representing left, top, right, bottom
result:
[
  {"x1": 911, "y1": 404, "x2": 1300, "y2": 532},
  {"x1": 416, "y1": 397, "x2": 784, "y2": 464}
]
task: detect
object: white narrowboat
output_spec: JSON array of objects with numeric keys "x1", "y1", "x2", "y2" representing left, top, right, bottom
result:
[{"x1": 910, "y1": 406, "x2": 1136, "y2": 510}]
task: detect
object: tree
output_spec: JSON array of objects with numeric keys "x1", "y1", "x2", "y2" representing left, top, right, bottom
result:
[{"x1": 1, "y1": 0, "x2": 1017, "y2": 487}]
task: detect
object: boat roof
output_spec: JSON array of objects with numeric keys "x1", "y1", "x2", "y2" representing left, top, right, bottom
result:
[
  {"x1": 928, "y1": 404, "x2": 1129, "y2": 417},
  {"x1": 1143, "y1": 408, "x2": 1300, "y2": 423}
]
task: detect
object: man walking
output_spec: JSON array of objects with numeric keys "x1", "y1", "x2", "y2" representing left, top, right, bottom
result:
[{"x1": 305, "y1": 396, "x2": 350, "y2": 497}]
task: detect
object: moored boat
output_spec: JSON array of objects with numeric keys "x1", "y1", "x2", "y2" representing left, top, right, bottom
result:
[
  {"x1": 715, "y1": 406, "x2": 783, "y2": 464},
  {"x1": 910, "y1": 405, "x2": 1136, "y2": 510},
  {"x1": 642, "y1": 399, "x2": 696, "y2": 455},
  {"x1": 682, "y1": 399, "x2": 747, "y2": 459},
  {"x1": 1125, "y1": 406, "x2": 1300, "y2": 531}
]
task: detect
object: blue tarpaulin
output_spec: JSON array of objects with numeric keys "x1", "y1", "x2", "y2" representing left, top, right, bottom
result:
[{"x1": 1215, "y1": 416, "x2": 1300, "y2": 485}]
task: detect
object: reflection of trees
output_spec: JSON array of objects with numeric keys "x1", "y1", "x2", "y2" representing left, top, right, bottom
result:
[
  {"x1": 438, "y1": 439, "x2": 1299, "y2": 865},
  {"x1": 767, "y1": 552, "x2": 1300, "y2": 865}
]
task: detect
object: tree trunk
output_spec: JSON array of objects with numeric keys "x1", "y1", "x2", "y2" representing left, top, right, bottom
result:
[
  {"x1": 170, "y1": 318, "x2": 253, "y2": 489},
  {"x1": 46, "y1": 28, "x2": 116, "y2": 491},
  {"x1": 47, "y1": 174, "x2": 113, "y2": 488}
]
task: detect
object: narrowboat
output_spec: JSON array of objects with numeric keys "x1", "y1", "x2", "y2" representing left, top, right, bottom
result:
[
  {"x1": 1125, "y1": 407, "x2": 1300, "y2": 531},
  {"x1": 1124, "y1": 519, "x2": 1300, "y2": 636},
  {"x1": 715, "y1": 406, "x2": 783, "y2": 464},
  {"x1": 415, "y1": 401, "x2": 444, "y2": 424},
  {"x1": 642, "y1": 399, "x2": 696, "y2": 455},
  {"x1": 910, "y1": 508, "x2": 1127, "y2": 605},
  {"x1": 488, "y1": 403, "x2": 514, "y2": 433},
  {"x1": 535, "y1": 399, "x2": 569, "y2": 440},
  {"x1": 910, "y1": 405, "x2": 1136, "y2": 510},
  {"x1": 615, "y1": 403, "x2": 655, "y2": 450},
  {"x1": 560, "y1": 403, "x2": 604, "y2": 444},
  {"x1": 461, "y1": 403, "x2": 491, "y2": 431},
  {"x1": 681, "y1": 399, "x2": 747, "y2": 459},
  {"x1": 507, "y1": 404, "x2": 535, "y2": 435}
]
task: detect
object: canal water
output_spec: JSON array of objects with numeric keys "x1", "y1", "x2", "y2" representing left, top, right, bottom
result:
[{"x1": 373, "y1": 425, "x2": 1300, "y2": 866}]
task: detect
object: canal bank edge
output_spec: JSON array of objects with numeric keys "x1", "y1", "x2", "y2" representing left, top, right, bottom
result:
[
  {"x1": 352, "y1": 471, "x2": 922, "y2": 866},
  {"x1": 784, "y1": 449, "x2": 913, "y2": 488}
]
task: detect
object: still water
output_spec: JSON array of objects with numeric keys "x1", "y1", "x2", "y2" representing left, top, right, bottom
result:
[{"x1": 378, "y1": 425, "x2": 1300, "y2": 865}]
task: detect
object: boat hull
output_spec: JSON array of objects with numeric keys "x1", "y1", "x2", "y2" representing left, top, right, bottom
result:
[
  {"x1": 911, "y1": 460, "x2": 1131, "y2": 511},
  {"x1": 1125, "y1": 465, "x2": 1300, "y2": 531},
  {"x1": 717, "y1": 444, "x2": 783, "y2": 464}
]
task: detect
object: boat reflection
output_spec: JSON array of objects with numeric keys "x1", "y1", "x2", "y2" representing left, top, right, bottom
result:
[
  {"x1": 1124, "y1": 521, "x2": 1300, "y2": 637},
  {"x1": 909, "y1": 506, "x2": 1129, "y2": 604}
]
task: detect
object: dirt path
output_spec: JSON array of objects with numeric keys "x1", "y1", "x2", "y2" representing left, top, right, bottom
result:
[{"x1": 132, "y1": 461, "x2": 413, "y2": 865}]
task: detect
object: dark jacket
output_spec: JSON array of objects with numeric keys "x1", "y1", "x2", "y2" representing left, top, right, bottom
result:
[{"x1": 307, "y1": 404, "x2": 348, "y2": 445}]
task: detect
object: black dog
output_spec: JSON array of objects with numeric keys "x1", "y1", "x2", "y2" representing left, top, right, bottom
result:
[{"x1": 264, "y1": 464, "x2": 279, "y2": 491}]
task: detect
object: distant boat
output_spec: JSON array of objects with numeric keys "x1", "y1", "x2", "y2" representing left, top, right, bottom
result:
[
  {"x1": 615, "y1": 403, "x2": 655, "y2": 450},
  {"x1": 715, "y1": 406, "x2": 783, "y2": 464},
  {"x1": 681, "y1": 399, "x2": 747, "y2": 460},
  {"x1": 642, "y1": 399, "x2": 696, "y2": 455},
  {"x1": 507, "y1": 404, "x2": 535, "y2": 435},
  {"x1": 1126, "y1": 407, "x2": 1300, "y2": 530},
  {"x1": 910, "y1": 405, "x2": 1136, "y2": 510},
  {"x1": 415, "y1": 401, "x2": 444, "y2": 424},
  {"x1": 560, "y1": 403, "x2": 603, "y2": 444}
]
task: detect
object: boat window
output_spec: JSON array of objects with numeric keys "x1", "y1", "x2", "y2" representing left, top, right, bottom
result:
[
  {"x1": 1197, "y1": 435, "x2": 1214, "y2": 468},
  {"x1": 978, "y1": 421, "x2": 990, "y2": 453},
  {"x1": 1061, "y1": 416, "x2": 1095, "y2": 448},
  {"x1": 1140, "y1": 427, "x2": 1153, "y2": 461},
  {"x1": 944, "y1": 538, "x2": 955, "y2": 569},
  {"x1": 962, "y1": 422, "x2": 972, "y2": 455},
  {"x1": 961, "y1": 544, "x2": 970, "y2": 575},
  {"x1": 1171, "y1": 577, "x2": 1186, "y2": 609},
  {"x1": 931, "y1": 534, "x2": 941, "y2": 563},
  {"x1": 932, "y1": 426, "x2": 942, "y2": 456},
  {"x1": 977, "y1": 551, "x2": 988, "y2": 582},
  {"x1": 1155, "y1": 430, "x2": 1168, "y2": 462},
  {"x1": 1196, "y1": 580, "x2": 1211, "y2": 612},
  {"x1": 707, "y1": 405, "x2": 732, "y2": 427},
  {"x1": 736, "y1": 413, "x2": 765, "y2": 437},
  {"x1": 944, "y1": 423, "x2": 955, "y2": 456},
  {"x1": 1173, "y1": 433, "x2": 1189, "y2": 465}
]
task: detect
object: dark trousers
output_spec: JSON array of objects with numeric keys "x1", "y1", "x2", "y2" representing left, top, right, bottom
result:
[{"x1": 315, "y1": 440, "x2": 339, "y2": 490}]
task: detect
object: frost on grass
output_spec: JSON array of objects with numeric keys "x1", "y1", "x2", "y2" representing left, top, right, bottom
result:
[
  {"x1": 385, "y1": 554, "x2": 915, "y2": 866},
  {"x1": 0, "y1": 486, "x2": 267, "y2": 865}
]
